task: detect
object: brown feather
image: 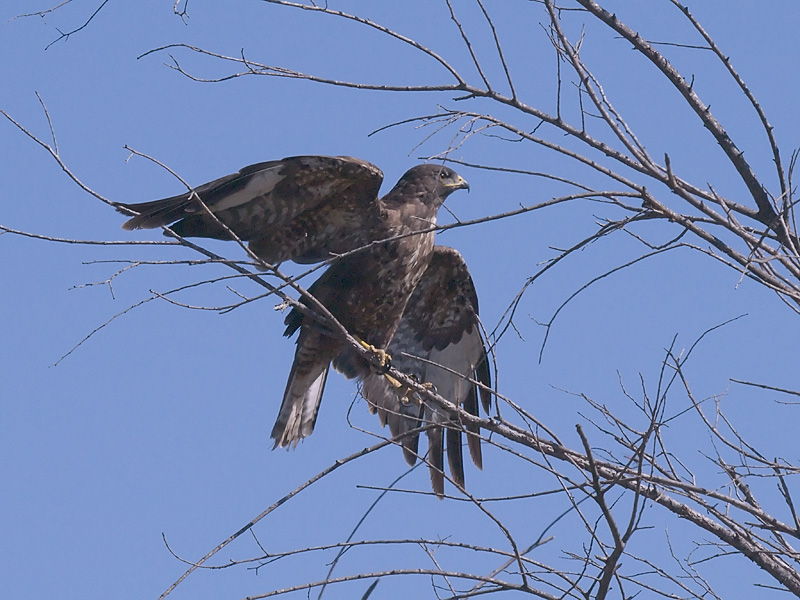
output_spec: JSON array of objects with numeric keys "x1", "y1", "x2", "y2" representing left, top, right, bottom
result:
[
  {"x1": 446, "y1": 425, "x2": 465, "y2": 490},
  {"x1": 116, "y1": 156, "x2": 384, "y2": 254},
  {"x1": 361, "y1": 246, "x2": 492, "y2": 498},
  {"x1": 271, "y1": 328, "x2": 338, "y2": 448},
  {"x1": 427, "y1": 426, "x2": 445, "y2": 498}
]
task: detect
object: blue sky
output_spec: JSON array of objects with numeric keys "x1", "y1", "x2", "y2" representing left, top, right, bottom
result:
[{"x1": 3, "y1": 2, "x2": 800, "y2": 599}]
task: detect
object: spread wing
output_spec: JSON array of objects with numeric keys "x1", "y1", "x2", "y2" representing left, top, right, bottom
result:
[
  {"x1": 116, "y1": 155, "x2": 384, "y2": 264},
  {"x1": 361, "y1": 246, "x2": 492, "y2": 498}
]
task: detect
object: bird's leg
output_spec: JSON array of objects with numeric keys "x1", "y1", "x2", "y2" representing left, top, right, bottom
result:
[
  {"x1": 355, "y1": 337, "x2": 399, "y2": 383},
  {"x1": 399, "y1": 380, "x2": 436, "y2": 406},
  {"x1": 413, "y1": 382, "x2": 437, "y2": 404},
  {"x1": 357, "y1": 337, "x2": 392, "y2": 371},
  {"x1": 355, "y1": 337, "x2": 414, "y2": 391},
  {"x1": 355, "y1": 338, "x2": 436, "y2": 399}
]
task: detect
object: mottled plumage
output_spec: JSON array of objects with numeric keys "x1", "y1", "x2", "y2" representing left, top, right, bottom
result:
[
  {"x1": 362, "y1": 246, "x2": 491, "y2": 498},
  {"x1": 117, "y1": 157, "x2": 472, "y2": 467},
  {"x1": 116, "y1": 156, "x2": 386, "y2": 265},
  {"x1": 272, "y1": 166, "x2": 469, "y2": 449}
]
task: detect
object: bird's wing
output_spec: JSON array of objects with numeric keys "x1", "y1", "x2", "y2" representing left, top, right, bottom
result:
[
  {"x1": 361, "y1": 246, "x2": 491, "y2": 498},
  {"x1": 116, "y1": 156, "x2": 384, "y2": 254},
  {"x1": 271, "y1": 327, "x2": 339, "y2": 449}
]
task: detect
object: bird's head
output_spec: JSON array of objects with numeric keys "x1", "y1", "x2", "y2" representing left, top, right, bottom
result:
[
  {"x1": 436, "y1": 166, "x2": 470, "y2": 196},
  {"x1": 392, "y1": 164, "x2": 469, "y2": 208}
]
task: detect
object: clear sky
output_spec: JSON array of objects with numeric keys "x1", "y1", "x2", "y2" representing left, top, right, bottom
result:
[{"x1": 3, "y1": 2, "x2": 800, "y2": 599}]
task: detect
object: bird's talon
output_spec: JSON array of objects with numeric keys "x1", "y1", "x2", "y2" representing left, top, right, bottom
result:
[
  {"x1": 358, "y1": 338, "x2": 392, "y2": 373},
  {"x1": 396, "y1": 380, "x2": 436, "y2": 406}
]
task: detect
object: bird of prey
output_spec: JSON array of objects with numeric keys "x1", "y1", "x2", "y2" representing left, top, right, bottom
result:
[
  {"x1": 269, "y1": 165, "x2": 469, "y2": 450},
  {"x1": 362, "y1": 246, "x2": 491, "y2": 498},
  {"x1": 116, "y1": 156, "x2": 473, "y2": 458}
]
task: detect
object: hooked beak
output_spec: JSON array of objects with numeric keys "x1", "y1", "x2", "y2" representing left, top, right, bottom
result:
[{"x1": 447, "y1": 175, "x2": 470, "y2": 192}]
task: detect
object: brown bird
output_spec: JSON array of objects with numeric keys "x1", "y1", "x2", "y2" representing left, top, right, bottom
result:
[
  {"x1": 270, "y1": 165, "x2": 469, "y2": 449},
  {"x1": 116, "y1": 156, "x2": 472, "y2": 455}
]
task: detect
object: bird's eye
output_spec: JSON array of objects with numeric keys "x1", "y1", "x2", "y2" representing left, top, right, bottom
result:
[{"x1": 440, "y1": 171, "x2": 448, "y2": 179}]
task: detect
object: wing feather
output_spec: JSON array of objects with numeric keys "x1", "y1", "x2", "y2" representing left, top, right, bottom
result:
[
  {"x1": 271, "y1": 328, "x2": 337, "y2": 448},
  {"x1": 362, "y1": 246, "x2": 491, "y2": 498},
  {"x1": 116, "y1": 156, "x2": 384, "y2": 254},
  {"x1": 427, "y1": 426, "x2": 445, "y2": 498}
]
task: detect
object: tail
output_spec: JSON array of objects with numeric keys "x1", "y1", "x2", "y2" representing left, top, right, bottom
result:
[{"x1": 271, "y1": 329, "x2": 338, "y2": 448}]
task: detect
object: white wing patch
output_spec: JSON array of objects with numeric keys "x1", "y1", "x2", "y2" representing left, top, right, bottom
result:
[{"x1": 212, "y1": 166, "x2": 286, "y2": 212}]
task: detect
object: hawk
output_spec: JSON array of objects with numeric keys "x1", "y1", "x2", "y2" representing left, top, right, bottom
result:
[
  {"x1": 116, "y1": 155, "x2": 480, "y2": 494},
  {"x1": 362, "y1": 246, "x2": 492, "y2": 498}
]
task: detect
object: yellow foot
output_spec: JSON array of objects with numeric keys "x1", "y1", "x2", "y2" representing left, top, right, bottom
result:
[
  {"x1": 357, "y1": 338, "x2": 392, "y2": 374},
  {"x1": 398, "y1": 380, "x2": 436, "y2": 405},
  {"x1": 355, "y1": 338, "x2": 436, "y2": 403}
]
